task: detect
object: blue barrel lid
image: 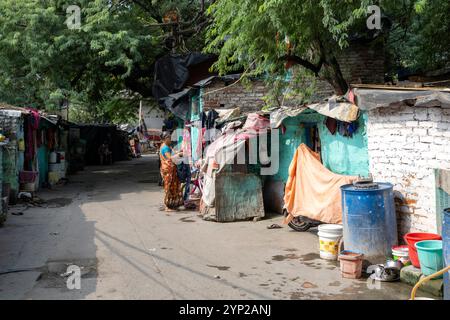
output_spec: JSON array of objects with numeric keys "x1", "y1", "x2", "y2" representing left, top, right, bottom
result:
[
  {"x1": 341, "y1": 182, "x2": 394, "y2": 192},
  {"x1": 444, "y1": 208, "x2": 450, "y2": 216}
]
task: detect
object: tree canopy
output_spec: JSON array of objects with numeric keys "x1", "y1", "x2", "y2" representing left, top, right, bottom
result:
[
  {"x1": 205, "y1": 0, "x2": 450, "y2": 96},
  {"x1": 0, "y1": 0, "x2": 449, "y2": 121},
  {"x1": 0, "y1": 0, "x2": 208, "y2": 122}
]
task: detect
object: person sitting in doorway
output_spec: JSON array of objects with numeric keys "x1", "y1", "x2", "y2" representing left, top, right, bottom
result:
[{"x1": 98, "y1": 141, "x2": 112, "y2": 165}]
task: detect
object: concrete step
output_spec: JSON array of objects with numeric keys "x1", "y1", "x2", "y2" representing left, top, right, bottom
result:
[{"x1": 400, "y1": 265, "x2": 443, "y2": 298}]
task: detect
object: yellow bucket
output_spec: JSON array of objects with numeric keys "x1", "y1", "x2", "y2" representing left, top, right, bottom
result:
[{"x1": 318, "y1": 224, "x2": 343, "y2": 260}]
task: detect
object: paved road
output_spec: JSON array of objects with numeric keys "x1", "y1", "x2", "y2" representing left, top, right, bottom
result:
[{"x1": 0, "y1": 155, "x2": 424, "y2": 300}]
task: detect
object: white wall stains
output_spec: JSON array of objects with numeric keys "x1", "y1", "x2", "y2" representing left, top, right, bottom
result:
[{"x1": 367, "y1": 105, "x2": 450, "y2": 235}]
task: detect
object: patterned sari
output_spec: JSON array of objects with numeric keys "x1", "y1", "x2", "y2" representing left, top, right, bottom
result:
[{"x1": 160, "y1": 144, "x2": 184, "y2": 209}]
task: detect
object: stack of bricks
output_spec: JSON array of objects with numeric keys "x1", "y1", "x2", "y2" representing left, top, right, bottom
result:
[{"x1": 367, "y1": 105, "x2": 450, "y2": 235}]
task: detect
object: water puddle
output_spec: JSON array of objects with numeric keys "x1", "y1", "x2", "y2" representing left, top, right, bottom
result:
[
  {"x1": 44, "y1": 198, "x2": 73, "y2": 208},
  {"x1": 271, "y1": 253, "x2": 301, "y2": 261},
  {"x1": 179, "y1": 217, "x2": 196, "y2": 223}
]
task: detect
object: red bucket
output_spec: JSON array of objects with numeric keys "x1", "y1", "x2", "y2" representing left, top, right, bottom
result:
[{"x1": 404, "y1": 232, "x2": 442, "y2": 268}]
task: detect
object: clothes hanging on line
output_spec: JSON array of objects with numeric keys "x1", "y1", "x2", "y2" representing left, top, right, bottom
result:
[{"x1": 325, "y1": 117, "x2": 359, "y2": 138}]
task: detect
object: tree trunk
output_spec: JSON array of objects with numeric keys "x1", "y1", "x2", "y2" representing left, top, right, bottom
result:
[
  {"x1": 317, "y1": 39, "x2": 349, "y2": 95},
  {"x1": 322, "y1": 54, "x2": 348, "y2": 95}
]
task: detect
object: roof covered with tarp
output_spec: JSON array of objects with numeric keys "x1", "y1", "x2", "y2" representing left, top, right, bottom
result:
[{"x1": 152, "y1": 52, "x2": 215, "y2": 120}]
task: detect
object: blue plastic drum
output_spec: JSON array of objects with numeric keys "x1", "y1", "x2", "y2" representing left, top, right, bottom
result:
[
  {"x1": 443, "y1": 208, "x2": 450, "y2": 300},
  {"x1": 341, "y1": 182, "x2": 398, "y2": 262}
]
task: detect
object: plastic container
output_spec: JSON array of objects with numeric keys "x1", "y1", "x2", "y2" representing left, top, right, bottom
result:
[
  {"x1": 415, "y1": 240, "x2": 444, "y2": 277},
  {"x1": 443, "y1": 208, "x2": 450, "y2": 300},
  {"x1": 404, "y1": 233, "x2": 442, "y2": 268},
  {"x1": 338, "y1": 250, "x2": 364, "y2": 279},
  {"x1": 392, "y1": 245, "x2": 410, "y2": 265},
  {"x1": 341, "y1": 182, "x2": 397, "y2": 262},
  {"x1": 49, "y1": 152, "x2": 57, "y2": 164},
  {"x1": 48, "y1": 172, "x2": 60, "y2": 185},
  {"x1": 318, "y1": 224, "x2": 343, "y2": 260}
]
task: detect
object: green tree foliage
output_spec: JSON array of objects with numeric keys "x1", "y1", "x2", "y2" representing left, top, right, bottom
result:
[
  {"x1": 386, "y1": 0, "x2": 450, "y2": 74},
  {"x1": 68, "y1": 92, "x2": 140, "y2": 124},
  {"x1": 0, "y1": 0, "x2": 158, "y2": 109},
  {"x1": 205, "y1": 0, "x2": 449, "y2": 102},
  {"x1": 205, "y1": 0, "x2": 376, "y2": 96},
  {"x1": 1, "y1": 0, "x2": 448, "y2": 118},
  {"x1": 0, "y1": 0, "x2": 207, "y2": 122}
]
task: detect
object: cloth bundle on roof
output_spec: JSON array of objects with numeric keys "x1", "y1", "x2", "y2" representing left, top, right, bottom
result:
[
  {"x1": 307, "y1": 96, "x2": 359, "y2": 122},
  {"x1": 216, "y1": 107, "x2": 241, "y2": 123},
  {"x1": 270, "y1": 96, "x2": 359, "y2": 128},
  {"x1": 243, "y1": 113, "x2": 270, "y2": 131},
  {"x1": 283, "y1": 144, "x2": 357, "y2": 225},
  {"x1": 270, "y1": 106, "x2": 308, "y2": 128}
]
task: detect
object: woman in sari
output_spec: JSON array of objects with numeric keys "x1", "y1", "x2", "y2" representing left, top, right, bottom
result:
[{"x1": 159, "y1": 132, "x2": 184, "y2": 212}]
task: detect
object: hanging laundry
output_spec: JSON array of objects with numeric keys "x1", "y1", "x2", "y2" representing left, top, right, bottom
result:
[
  {"x1": 206, "y1": 109, "x2": 219, "y2": 129},
  {"x1": 325, "y1": 117, "x2": 337, "y2": 135},
  {"x1": 24, "y1": 112, "x2": 40, "y2": 167},
  {"x1": 181, "y1": 128, "x2": 192, "y2": 159},
  {"x1": 337, "y1": 121, "x2": 347, "y2": 136},
  {"x1": 347, "y1": 121, "x2": 359, "y2": 136},
  {"x1": 201, "y1": 111, "x2": 207, "y2": 128}
]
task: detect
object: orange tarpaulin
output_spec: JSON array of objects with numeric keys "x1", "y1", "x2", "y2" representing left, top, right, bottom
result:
[{"x1": 283, "y1": 144, "x2": 357, "y2": 225}]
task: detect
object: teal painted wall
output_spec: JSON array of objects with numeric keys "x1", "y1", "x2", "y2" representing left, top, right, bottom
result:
[
  {"x1": 270, "y1": 111, "x2": 369, "y2": 183},
  {"x1": 2, "y1": 144, "x2": 19, "y2": 192},
  {"x1": 215, "y1": 172, "x2": 264, "y2": 221},
  {"x1": 190, "y1": 91, "x2": 202, "y2": 162},
  {"x1": 318, "y1": 112, "x2": 369, "y2": 177},
  {"x1": 37, "y1": 145, "x2": 48, "y2": 187},
  {"x1": 272, "y1": 112, "x2": 321, "y2": 182}
]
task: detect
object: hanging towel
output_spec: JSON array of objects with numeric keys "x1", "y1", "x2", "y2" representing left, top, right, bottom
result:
[
  {"x1": 325, "y1": 117, "x2": 337, "y2": 135},
  {"x1": 283, "y1": 144, "x2": 357, "y2": 224}
]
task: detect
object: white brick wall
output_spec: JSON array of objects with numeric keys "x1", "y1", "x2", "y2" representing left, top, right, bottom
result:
[{"x1": 367, "y1": 105, "x2": 450, "y2": 236}]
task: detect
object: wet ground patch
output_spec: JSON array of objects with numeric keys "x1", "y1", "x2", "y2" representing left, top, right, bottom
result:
[
  {"x1": 179, "y1": 217, "x2": 196, "y2": 223},
  {"x1": 298, "y1": 252, "x2": 320, "y2": 261},
  {"x1": 44, "y1": 198, "x2": 73, "y2": 208},
  {"x1": 207, "y1": 265, "x2": 230, "y2": 271},
  {"x1": 271, "y1": 253, "x2": 301, "y2": 261}
]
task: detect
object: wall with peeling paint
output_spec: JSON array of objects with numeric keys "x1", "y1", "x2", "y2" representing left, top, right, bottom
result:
[
  {"x1": 318, "y1": 112, "x2": 370, "y2": 177},
  {"x1": 270, "y1": 111, "x2": 369, "y2": 183}
]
